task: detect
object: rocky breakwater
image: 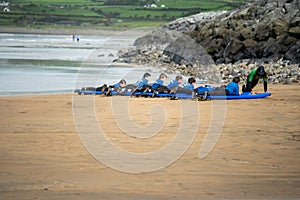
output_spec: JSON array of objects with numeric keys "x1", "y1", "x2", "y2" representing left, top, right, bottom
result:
[
  {"x1": 189, "y1": 0, "x2": 300, "y2": 64},
  {"x1": 114, "y1": 0, "x2": 300, "y2": 84},
  {"x1": 161, "y1": 11, "x2": 227, "y2": 33}
]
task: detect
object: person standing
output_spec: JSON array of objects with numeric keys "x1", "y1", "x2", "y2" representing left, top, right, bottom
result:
[{"x1": 76, "y1": 35, "x2": 80, "y2": 42}]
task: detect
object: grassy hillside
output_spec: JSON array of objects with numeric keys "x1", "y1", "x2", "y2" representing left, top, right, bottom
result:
[{"x1": 0, "y1": 0, "x2": 248, "y2": 29}]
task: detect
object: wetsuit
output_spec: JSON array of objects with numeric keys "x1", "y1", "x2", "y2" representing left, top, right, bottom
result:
[
  {"x1": 172, "y1": 82, "x2": 194, "y2": 95},
  {"x1": 243, "y1": 68, "x2": 268, "y2": 92},
  {"x1": 167, "y1": 80, "x2": 179, "y2": 90},
  {"x1": 225, "y1": 82, "x2": 239, "y2": 96},
  {"x1": 136, "y1": 78, "x2": 149, "y2": 89},
  {"x1": 152, "y1": 79, "x2": 170, "y2": 94}
]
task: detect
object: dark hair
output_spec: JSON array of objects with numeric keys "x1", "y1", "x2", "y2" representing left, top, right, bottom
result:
[
  {"x1": 143, "y1": 72, "x2": 151, "y2": 78},
  {"x1": 159, "y1": 73, "x2": 167, "y2": 79},
  {"x1": 119, "y1": 79, "x2": 126, "y2": 85},
  {"x1": 188, "y1": 77, "x2": 196, "y2": 84},
  {"x1": 257, "y1": 66, "x2": 265, "y2": 76},
  {"x1": 233, "y1": 77, "x2": 240, "y2": 83},
  {"x1": 175, "y1": 75, "x2": 183, "y2": 81}
]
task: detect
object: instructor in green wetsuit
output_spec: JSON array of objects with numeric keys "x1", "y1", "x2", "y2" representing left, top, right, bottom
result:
[{"x1": 242, "y1": 66, "x2": 268, "y2": 93}]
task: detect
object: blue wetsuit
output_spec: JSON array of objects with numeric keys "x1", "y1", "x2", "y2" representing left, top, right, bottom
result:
[
  {"x1": 182, "y1": 82, "x2": 194, "y2": 91},
  {"x1": 113, "y1": 83, "x2": 121, "y2": 89},
  {"x1": 136, "y1": 78, "x2": 148, "y2": 89},
  {"x1": 225, "y1": 82, "x2": 239, "y2": 96},
  {"x1": 155, "y1": 79, "x2": 163, "y2": 85},
  {"x1": 167, "y1": 80, "x2": 179, "y2": 89}
]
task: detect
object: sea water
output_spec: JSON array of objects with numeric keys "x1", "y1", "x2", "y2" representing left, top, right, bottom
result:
[{"x1": 0, "y1": 33, "x2": 163, "y2": 96}]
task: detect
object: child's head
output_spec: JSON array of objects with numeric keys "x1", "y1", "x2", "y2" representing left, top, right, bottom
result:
[
  {"x1": 143, "y1": 72, "x2": 151, "y2": 80},
  {"x1": 188, "y1": 77, "x2": 196, "y2": 85},
  {"x1": 175, "y1": 75, "x2": 183, "y2": 84},
  {"x1": 257, "y1": 66, "x2": 266, "y2": 77},
  {"x1": 233, "y1": 77, "x2": 240, "y2": 83},
  {"x1": 119, "y1": 79, "x2": 126, "y2": 87},
  {"x1": 159, "y1": 73, "x2": 168, "y2": 81}
]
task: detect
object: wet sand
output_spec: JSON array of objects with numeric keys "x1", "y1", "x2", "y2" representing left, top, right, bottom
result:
[
  {"x1": 0, "y1": 85, "x2": 299, "y2": 199},
  {"x1": 0, "y1": 27, "x2": 153, "y2": 36}
]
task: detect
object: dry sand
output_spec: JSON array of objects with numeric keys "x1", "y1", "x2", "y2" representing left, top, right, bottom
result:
[{"x1": 0, "y1": 85, "x2": 299, "y2": 199}]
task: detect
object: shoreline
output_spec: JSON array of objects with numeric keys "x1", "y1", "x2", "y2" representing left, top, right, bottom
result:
[{"x1": 0, "y1": 27, "x2": 155, "y2": 36}]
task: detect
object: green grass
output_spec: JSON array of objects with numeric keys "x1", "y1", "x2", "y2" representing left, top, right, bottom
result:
[
  {"x1": 157, "y1": 0, "x2": 227, "y2": 9},
  {"x1": 111, "y1": 20, "x2": 167, "y2": 28},
  {"x1": 0, "y1": 0, "x2": 248, "y2": 29}
]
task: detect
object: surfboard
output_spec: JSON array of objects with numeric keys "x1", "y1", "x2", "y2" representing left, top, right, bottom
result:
[
  {"x1": 207, "y1": 92, "x2": 271, "y2": 100},
  {"x1": 173, "y1": 92, "x2": 271, "y2": 100},
  {"x1": 76, "y1": 90, "x2": 271, "y2": 100},
  {"x1": 76, "y1": 90, "x2": 132, "y2": 96}
]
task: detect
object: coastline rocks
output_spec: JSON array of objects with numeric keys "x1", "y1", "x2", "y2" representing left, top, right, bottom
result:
[
  {"x1": 189, "y1": 0, "x2": 300, "y2": 64},
  {"x1": 161, "y1": 11, "x2": 227, "y2": 33},
  {"x1": 114, "y1": 47, "x2": 300, "y2": 84},
  {"x1": 114, "y1": 0, "x2": 300, "y2": 85}
]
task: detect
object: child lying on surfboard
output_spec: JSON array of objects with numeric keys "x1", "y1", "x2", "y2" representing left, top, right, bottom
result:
[
  {"x1": 130, "y1": 72, "x2": 152, "y2": 95},
  {"x1": 80, "y1": 79, "x2": 128, "y2": 95},
  {"x1": 151, "y1": 73, "x2": 171, "y2": 95},
  {"x1": 194, "y1": 77, "x2": 240, "y2": 100}
]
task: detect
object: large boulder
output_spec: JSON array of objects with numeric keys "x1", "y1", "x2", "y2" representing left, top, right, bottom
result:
[
  {"x1": 163, "y1": 35, "x2": 215, "y2": 66},
  {"x1": 134, "y1": 29, "x2": 178, "y2": 48}
]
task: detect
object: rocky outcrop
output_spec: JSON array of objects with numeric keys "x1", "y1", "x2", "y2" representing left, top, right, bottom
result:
[
  {"x1": 114, "y1": 0, "x2": 300, "y2": 84},
  {"x1": 122, "y1": 12, "x2": 223, "y2": 68},
  {"x1": 114, "y1": 47, "x2": 300, "y2": 84},
  {"x1": 161, "y1": 11, "x2": 227, "y2": 33},
  {"x1": 133, "y1": 11, "x2": 227, "y2": 57},
  {"x1": 189, "y1": 0, "x2": 300, "y2": 64}
]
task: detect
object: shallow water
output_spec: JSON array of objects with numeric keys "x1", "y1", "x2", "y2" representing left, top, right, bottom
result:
[{"x1": 0, "y1": 33, "x2": 164, "y2": 96}]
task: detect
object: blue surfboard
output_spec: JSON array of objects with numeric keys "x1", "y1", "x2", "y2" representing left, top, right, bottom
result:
[
  {"x1": 76, "y1": 90, "x2": 132, "y2": 96},
  {"x1": 173, "y1": 92, "x2": 271, "y2": 100},
  {"x1": 207, "y1": 92, "x2": 271, "y2": 100},
  {"x1": 76, "y1": 90, "x2": 271, "y2": 100}
]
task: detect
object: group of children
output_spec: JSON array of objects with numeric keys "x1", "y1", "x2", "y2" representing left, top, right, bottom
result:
[{"x1": 80, "y1": 66, "x2": 268, "y2": 99}]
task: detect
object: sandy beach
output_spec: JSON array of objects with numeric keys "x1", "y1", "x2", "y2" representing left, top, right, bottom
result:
[{"x1": 0, "y1": 84, "x2": 299, "y2": 199}]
